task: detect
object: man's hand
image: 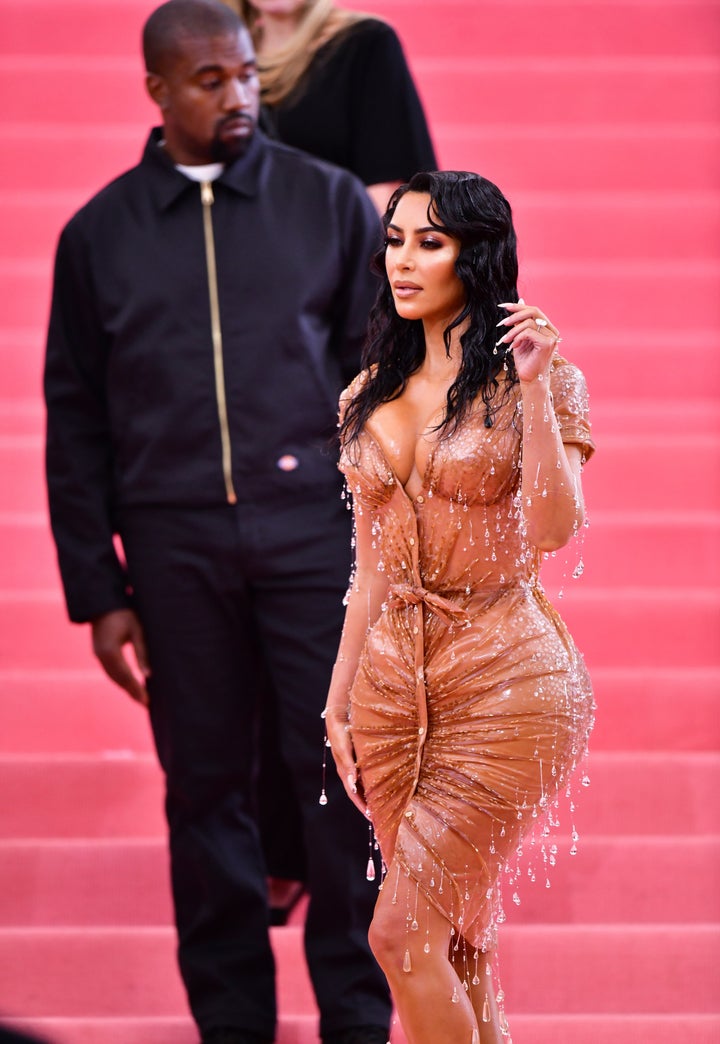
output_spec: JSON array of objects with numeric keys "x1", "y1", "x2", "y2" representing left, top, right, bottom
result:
[{"x1": 91, "y1": 609, "x2": 150, "y2": 708}]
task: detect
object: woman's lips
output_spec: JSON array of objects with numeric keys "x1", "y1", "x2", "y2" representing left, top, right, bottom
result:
[{"x1": 393, "y1": 283, "x2": 422, "y2": 298}]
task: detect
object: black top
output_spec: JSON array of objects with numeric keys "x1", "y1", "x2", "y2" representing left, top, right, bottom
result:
[
  {"x1": 261, "y1": 18, "x2": 437, "y2": 186},
  {"x1": 44, "y1": 128, "x2": 381, "y2": 622}
]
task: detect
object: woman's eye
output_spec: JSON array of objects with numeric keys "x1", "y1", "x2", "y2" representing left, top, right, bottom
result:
[
  {"x1": 421, "y1": 238, "x2": 442, "y2": 249},
  {"x1": 385, "y1": 236, "x2": 402, "y2": 248}
]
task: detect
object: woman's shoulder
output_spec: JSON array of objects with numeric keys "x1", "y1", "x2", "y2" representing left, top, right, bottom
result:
[
  {"x1": 340, "y1": 366, "x2": 375, "y2": 407},
  {"x1": 327, "y1": 16, "x2": 400, "y2": 56}
]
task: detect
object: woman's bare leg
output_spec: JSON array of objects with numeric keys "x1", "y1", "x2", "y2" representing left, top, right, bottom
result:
[
  {"x1": 368, "y1": 862, "x2": 480, "y2": 1044},
  {"x1": 449, "y1": 943, "x2": 504, "y2": 1044}
]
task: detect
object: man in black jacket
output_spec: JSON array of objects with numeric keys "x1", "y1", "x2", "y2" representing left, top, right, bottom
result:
[{"x1": 43, "y1": 2, "x2": 390, "y2": 1042}]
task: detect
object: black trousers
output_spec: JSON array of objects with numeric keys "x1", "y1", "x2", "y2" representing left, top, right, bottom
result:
[{"x1": 120, "y1": 492, "x2": 390, "y2": 1040}]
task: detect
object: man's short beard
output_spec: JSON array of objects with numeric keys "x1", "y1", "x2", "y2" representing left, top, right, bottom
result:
[{"x1": 210, "y1": 120, "x2": 255, "y2": 163}]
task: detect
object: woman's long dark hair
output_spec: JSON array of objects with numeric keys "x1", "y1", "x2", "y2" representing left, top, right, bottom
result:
[{"x1": 341, "y1": 170, "x2": 520, "y2": 445}]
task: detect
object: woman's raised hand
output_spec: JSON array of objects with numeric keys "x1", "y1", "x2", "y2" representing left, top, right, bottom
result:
[{"x1": 496, "y1": 300, "x2": 561, "y2": 384}]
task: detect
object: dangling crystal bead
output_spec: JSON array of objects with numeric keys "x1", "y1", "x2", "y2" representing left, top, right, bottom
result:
[
  {"x1": 423, "y1": 942, "x2": 431, "y2": 954},
  {"x1": 451, "y1": 987, "x2": 459, "y2": 1004},
  {"x1": 319, "y1": 791, "x2": 328, "y2": 806},
  {"x1": 403, "y1": 949, "x2": 412, "y2": 973},
  {"x1": 472, "y1": 1031, "x2": 480, "y2": 1044},
  {"x1": 366, "y1": 857, "x2": 376, "y2": 882},
  {"x1": 410, "y1": 919, "x2": 419, "y2": 931},
  {"x1": 482, "y1": 996, "x2": 491, "y2": 1023}
]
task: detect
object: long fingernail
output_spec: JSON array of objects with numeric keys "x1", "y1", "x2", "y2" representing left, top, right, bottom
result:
[{"x1": 495, "y1": 317, "x2": 511, "y2": 327}]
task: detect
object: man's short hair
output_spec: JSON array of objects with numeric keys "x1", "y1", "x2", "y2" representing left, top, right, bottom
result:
[{"x1": 143, "y1": 0, "x2": 244, "y2": 74}]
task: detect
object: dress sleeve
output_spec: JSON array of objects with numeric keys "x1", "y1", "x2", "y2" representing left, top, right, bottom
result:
[
  {"x1": 346, "y1": 21, "x2": 438, "y2": 185},
  {"x1": 338, "y1": 369, "x2": 370, "y2": 428},
  {"x1": 549, "y1": 356, "x2": 596, "y2": 462}
]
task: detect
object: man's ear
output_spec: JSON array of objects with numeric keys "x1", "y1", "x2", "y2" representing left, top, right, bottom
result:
[{"x1": 146, "y1": 73, "x2": 169, "y2": 110}]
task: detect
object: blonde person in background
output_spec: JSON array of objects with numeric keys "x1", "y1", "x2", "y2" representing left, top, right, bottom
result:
[
  {"x1": 222, "y1": 0, "x2": 438, "y2": 924},
  {"x1": 228, "y1": 0, "x2": 437, "y2": 213}
]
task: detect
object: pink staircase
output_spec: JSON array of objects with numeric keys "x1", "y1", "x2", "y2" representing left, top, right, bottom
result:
[{"x1": 1, "y1": 0, "x2": 719, "y2": 1041}]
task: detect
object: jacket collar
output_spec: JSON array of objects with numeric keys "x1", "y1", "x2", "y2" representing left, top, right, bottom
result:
[{"x1": 143, "y1": 126, "x2": 267, "y2": 210}]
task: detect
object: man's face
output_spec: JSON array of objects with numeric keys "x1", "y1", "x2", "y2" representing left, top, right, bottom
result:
[{"x1": 147, "y1": 27, "x2": 260, "y2": 164}]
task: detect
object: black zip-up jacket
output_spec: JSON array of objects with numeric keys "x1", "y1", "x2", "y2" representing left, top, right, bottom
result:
[{"x1": 45, "y1": 128, "x2": 382, "y2": 623}]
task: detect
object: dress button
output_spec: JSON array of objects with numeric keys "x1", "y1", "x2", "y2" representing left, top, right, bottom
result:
[
  {"x1": 416, "y1": 495, "x2": 424, "y2": 504},
  {"x1": 418, "y1": 727, "x2": 424, "y2": 735}
]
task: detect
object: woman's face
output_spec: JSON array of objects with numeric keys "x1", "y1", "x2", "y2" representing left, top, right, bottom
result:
[{"x1": 385, "y1": 192, "x2": 466, "y2": 327}]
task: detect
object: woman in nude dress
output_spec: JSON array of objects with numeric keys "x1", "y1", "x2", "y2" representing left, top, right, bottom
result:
[{"x1": 324, "y1": 171, "x2": 595, "y2": 1044}]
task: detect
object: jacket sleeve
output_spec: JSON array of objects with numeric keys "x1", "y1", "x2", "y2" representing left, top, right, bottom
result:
[
  {"x1": 330, "y1": 174, "x2": 383, "y2": 387},
  {"x1": 44, "y1": 219, "x2": 131, "y2": 624}
]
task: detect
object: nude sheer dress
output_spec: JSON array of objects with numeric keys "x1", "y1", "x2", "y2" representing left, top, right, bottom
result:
[{"x1": 339, "y1": 356, "x2": 595, "y2": 953}]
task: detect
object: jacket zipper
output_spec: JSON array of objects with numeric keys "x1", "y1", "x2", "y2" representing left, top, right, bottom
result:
[{"x1": 200, "y1": 180, "x2": 237, "y2": 505}]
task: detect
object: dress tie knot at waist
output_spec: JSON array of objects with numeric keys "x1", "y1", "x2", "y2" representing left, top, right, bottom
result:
[{"x1": 387, "y1": 583, "x2": 470, "y2": 627}]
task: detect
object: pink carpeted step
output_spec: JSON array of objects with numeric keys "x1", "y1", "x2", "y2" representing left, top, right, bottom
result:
[
  {"x1": 0, "y1": 923, "x2": 717, "y2": 1017},
  {"x1": 573, "y1": 334, "x2": 720, "y2": 405},
  {"x1": 513, "y1": 191, "x2": 720, "y2": 262},
  {"x1": 0, "y1": 671, "x2": 154, "y2": 755},
  {"x1": 440, "y1": 125, "x2": 720, "y2": 194},
  {"x1": 589, "y1": 667, "x2": 720, "y2": 751},
  {"x1": 0, "y1": 834, "x2": 717, "y2": 929},
  {"x1": 1, "y1": 667, "x2": 718, "y2": 755},
  {"x1": 6, "y1": 1013, "x2": 720, "y2": 1044},
  {"x1": 415, "y1": 58, "x2": 720, "y2": 126},
  {"x1": 589, "y1": 399, "x2": 719, "y2": 437},
  {"x1": 0, "y1": 331, "x2": 44, "y2": 402},
  {"x1": 0, "y1": 755, "x2": 166, "y2": 839},
  {"x1": 0, "y1": 752, "x2": 717, "y2": 839},
  {"x1": 542, "y1": 511, "x2": 720, "y2": 588},
  {"x1": 582, "y1": 434, "x2": 720, "y2": 513}
]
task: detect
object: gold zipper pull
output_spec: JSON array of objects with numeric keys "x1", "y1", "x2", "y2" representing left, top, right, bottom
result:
[{"x1": 201, "y1": 180, "x2": 214, "y2": 206}]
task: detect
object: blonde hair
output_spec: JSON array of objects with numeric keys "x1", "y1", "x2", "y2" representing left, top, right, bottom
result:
[{"x1": 228, "y1": 0, "x2": 369, "y2": 106}]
